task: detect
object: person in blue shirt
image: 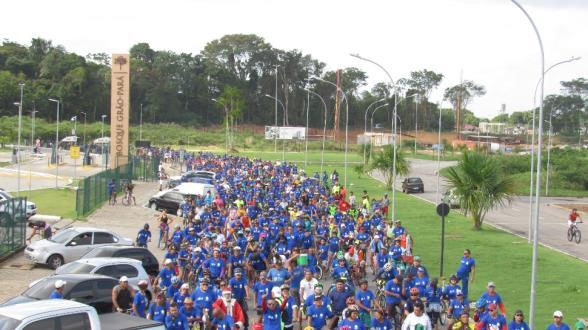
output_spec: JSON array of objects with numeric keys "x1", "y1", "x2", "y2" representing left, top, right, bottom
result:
[
  {"x1": 329, "y1": 279, "x2": 353, "y2": 322},
  {"x1": 448, "y1": 290, "x2": 469, "y2": 320},
  {"x1": 49, "y1": 280, "x2": 66, "y2": 299},
  {"x1": 191, "y1": 279, "x2": 217, "y2": 318},
  {"x1": 455, "y1": 249, "x2": 476, "y2": 299},
  {"x1": 209, "y1": 307, "x2": 235, "y2": 330},
  {"x1": 179, "y1": 298, "x2": 199, "y2": 328},
  {"x1": 355, "y1": 279, "x2": 375, "y2": 328},
  {"x1": 338, "y1": 306, "x2": 365, "y2": 330},
  {"x1": 443, "y1": 274, "x2": 462, "y2": 301},
  {"x1": 384, "y1": 275, "x2": 402, "y2": 322},
  {"x1": 479, "y1": 282, "x2": 506, "y2": 315},
  {"x1": 306, "y1": 296, "x2": 333, "y2": 330},
  {"x1": 267, "y1": 259, "x2": 290, "y2": 287},
  {"x1": 147, "y1": 293, "x2": 168, "y2": 322},
  {"x1": 425, "y1": 278, "x2": 443, "y2": 326},
  {"x1": 173, "y1": 283, "x2": 191, "y2": 308},
  {"x1": 546, "y1": 311, "x2": 571, "y2": 330},
  {"x1": 252, "y1": 272, "x2": 273, "y2": 314},
  {"x1": 508, "y1": 310, "x2": 530, "y2": 330},
  {"x1": 203, "y1": 249, "x2": 226, "y2": 280},
  {"x1": 279, "y1": 285, "x2": 298, "y2": 329},
  {"x1": 478, "y1": 303, "x2": 507, "y2": 330},
  {"x1": 261, "y1": 296, "x2": 282, "y2": 330},
  {"x1": 371, "y1": 309, "x2": 393, "y2": 330},
  {"x1": 165, "y1": 303, "x2": 190, "y2": 330},
  {"x1": 136, "y1": 224, "x2": 151, "y2": 248},
  {"x1": 132, "y1": 280, "x2": 149, "y2": 318},
  {"x1": 157, "y1": 259, "x2": 176, "y2": 289},
  {"x1": 392, "y1": 220, "x2": 406, "y2": 237},
  {"x1": 332, "y1": 258, "x2": 351, "y2": 280},
  {"x1": 412, "y1": 268, "x2": 430, "y2": 298}
]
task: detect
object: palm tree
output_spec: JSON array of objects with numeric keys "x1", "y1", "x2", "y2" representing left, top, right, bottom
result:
[
  {"x1": 443, "y1": 151, "x2": 515, "y2": 230},
  {"x1": 369, "y1": 145, "x2": 410, "y2": 190}
]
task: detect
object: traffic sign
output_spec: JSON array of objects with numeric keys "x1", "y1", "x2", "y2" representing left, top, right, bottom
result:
[
  {"x1": 436, "y1": 203, "x2": 450, "y2": 217},
  {"x1": 70, "y1": 146, "x2": 80, "y2": 159}
]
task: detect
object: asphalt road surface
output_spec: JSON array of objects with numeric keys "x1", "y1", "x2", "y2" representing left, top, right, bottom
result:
[{"x1": 373, "y1": 158, "x2": 588, "y2": 262}]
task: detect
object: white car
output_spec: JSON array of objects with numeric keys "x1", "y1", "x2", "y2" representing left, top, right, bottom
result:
[
  {"x1": 25, "y1": 227, "x2": 133, "y2": 269},
  {"x1": 0, "y1": 189, "x2": 36, "y2": 218},
  {"x1": 32, "y1": 257, "x2": 152, "y2": 291}
]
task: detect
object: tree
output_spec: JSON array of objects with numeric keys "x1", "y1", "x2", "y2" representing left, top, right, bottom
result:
[
  {"x1": 368, "y1": 145, "x2": 409, "y2": 189},
  {"x1": 444, "y1": 80, "x2": 486, "y2": 135},
  {"x1": 217, "y1": 86, "x2": 245, "y2": 150},
  {"x1": 443, "y1": 152, "x2": 515, "y2": 230}
]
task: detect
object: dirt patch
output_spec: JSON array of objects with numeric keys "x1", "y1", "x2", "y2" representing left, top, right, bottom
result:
[{"x1": 552, "y1": 204, "x2": 588, "y2": 213}]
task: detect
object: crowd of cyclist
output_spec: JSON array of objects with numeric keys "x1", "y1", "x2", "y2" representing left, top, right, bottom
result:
[{"x1": 112, "y1": 152, "x2": 577, "y2": 330}]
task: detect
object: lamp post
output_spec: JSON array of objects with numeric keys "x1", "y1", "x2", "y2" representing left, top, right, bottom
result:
[
  {"x1": 369, "y1": 103, "x2": 389, "y2": 164},
  {"x1": 49, "y1": 98, "x2": 60, "y2": 188},
  {"x1": 71, "y1": 116, "x2": 78, "y2": 142},
  {"x1": 511, "y1": 1, "x2": 544, "y2": 327},
  {"x1": 437, "y1": 102, "x2": 443, "y2": 204},
  {"x1": 29, "y1": 109, "x2": 38, "y2": 198},
  {"x1": 363, "y1": 98, "x2": 386, "y2": 164},
  {"x1": 101, "y1": 114, "x2": 107, "y2": 170},
  {"x1": 80, "y1": 112, "x2": 87, "y2": 148},
  {"x1": 139, "y1": 103, "x2": 143, "y2": 141},
  {"x1": 265, "y1": 94, "x2": 286, "y2": 162},
  {"x1": 212, "y1": 99, "x2": 228, "y2": 154},
  {"x1": 274, "y1": 65, "x2": 279, "y2": 153},
  {"x1": 305, "y1": 88, "x2": 329, "y2": 173},
  {"x1": 350, "y1": 53, "x2": 400, "y2": 221},
  {"x1": 305, "y1": 75, "x2": 310, "y2": 166},
  {"x1": 527, "y1": 56, "x2": 581, "y2": 241},
  {"x1": 15, "y1": 83, "x2": 24, "y2": 196},
  {"x1": 311, "y1": 76, "x2": 350, "y2": 188},
  {"x1": 414, "y1": 95, "x2": 420, "y2": 155}
]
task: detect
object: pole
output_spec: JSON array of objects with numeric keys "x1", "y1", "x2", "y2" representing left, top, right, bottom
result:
[
  {"x1": 369, "y1": 103, "x2": 390, "y2": 164},
  {"x1": 29, "y1": 108, "x2": 36, "y2": 199},
  {"x1": 140, "y1": 103, "x2": 143, "y2": 141},
  {"x1": 101, "y1": 115, "x2": 106, "y2": 171},
  {"x1": 306, "y1": 89, "x2": 328, "y2": 173},
  {"x1": 437, "y1": 103, "x2": 442, "y2": 204},
  {"x1": 440, "y1": 213, "x2": 446, "y2": 276},
  {"x1": 265, "y1": 94, "x2": 286, "y2": 162},
  {"x1": 414, "y1": 96, "x2": 419, "y2": 154},
  {"x1": 17, "y1": 83, "x2": 24, "y2": 197},
  {"x1": 363, "y1": 99, "x2": 386, "y2": 165},
  {"x1": 274, "y1": 66, "x2": 278, "y2": 153},
  {"x1": 305, "y1": 75, "x2": 310, "y2": 166},
  {"x1": 546, "y1": 114, "x2": 553, "y2": 196},
  {"x1": 511, "y1": 1, "x2": 544, "y2": 327},
  {"x1": 81, "y1": 112, "x2": 87, "y2": 147}
]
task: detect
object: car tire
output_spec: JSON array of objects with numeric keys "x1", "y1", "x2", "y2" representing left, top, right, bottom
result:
[{"x1": 47, "y1": 254, "x2": 64, "y2": 269}]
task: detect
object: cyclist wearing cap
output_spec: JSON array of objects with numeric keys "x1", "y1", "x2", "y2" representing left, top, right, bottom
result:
[
  {"x1": 191, "y1": 279, "x2": 217, "y2": 319},
  {"x1": 203, "y1": 248, "x2": 226, "y2": 281},
  {"x1": 447, "y1": 290, "x2": 468, "y2": 326},
  {"x1": 112, "y1": 276, "x2": 135, "y2": 313},
  {"x1": 50, "y1": 280, "x2": 66, "y2": 299},
  {"x1": 306, "y1": 294, "x2": 333, "y2": 330},
  {"x1": 355, "y1": 279, "x2": 376, "y2": 327},
  {"x1": 166, "y1": 276, "x2": 182, "y2": 299},
  {"x1": 173, "y1": 283, "x2": 191, "y2": 308},
  {"x1": 132, "y1": 280, "x2": 149, "y2": 318},
  {"x1": 180, "y1": 298, "x2": 198, "y2": 328},
  {"x1": 253, "y1": 271, "x2": 273, "y2": 315},
  {"x1": 478, "y1": 282, "x2": 506, "y2": 315},
  {"x1": 376, "y1": 262, "x2": 397, "y2": 282},
  {"x1": 280, "y1": 285, "x2": 298, "y2": 329},
  {"x1": 443, "y1": 275, "x2": 462, "y2": 301},
  {"x1": 478, "y1": 303, "x2": 507, "y2": 330},
  {"x1": 267, "y1": 258, "x2": 291, "y2": 287},
  {"x1": 157, "y1": 259, "x2": 176, "y2": 289},
  {"x1": 413, "y1": 267, "x2": 430, "y2": 298},
  {"x1": 547, "y1": 311, "x2": 571, "y2": 330},
  {"x1": 147, "y1": 293, "x2": 168, "y2": 322}
]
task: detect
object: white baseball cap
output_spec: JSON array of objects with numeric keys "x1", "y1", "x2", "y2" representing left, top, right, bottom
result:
[
  {"x1": 553, "y1": 311, "x2": 563, "y2": 318},
  {"x1": 55, "y1": 280, "x2": 66, "y2": 288},
  {"x1": 119, "y1": 276, "x2": 129, "y2": 282},
  {"x1": 164, "y1": 258, "x2": 173, "y2": 265},
  {"x1": 181, "y1": 283, "x2": 190, "y2": 289}
]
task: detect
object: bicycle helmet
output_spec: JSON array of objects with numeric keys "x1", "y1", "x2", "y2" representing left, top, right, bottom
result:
[
  {"x1": 384, "y1": 262, "x2": 392, "y2": 272},
  {"x1": 171, "y1": 276, "x2": 180, "y2": 285},
  {"x1": 144, "y1": 223, "x2": 149, "y2": 229}
]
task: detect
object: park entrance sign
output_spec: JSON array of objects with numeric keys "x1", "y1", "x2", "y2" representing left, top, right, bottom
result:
[{"x1": 110, "y1": 54, "x2": 130, "y2": 168}]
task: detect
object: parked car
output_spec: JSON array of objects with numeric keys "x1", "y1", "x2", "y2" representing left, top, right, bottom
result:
[
  {"x1": 81, "y1": 246, "x2": 159, "y2": 277},
  {"x1": 0, "y1": 299, "x2": 165, "y2": 330},
  {"x1": 1, "y1": 274, "x2": 118, "y2": 313},
  {"x1": 444, "y1": 188, "x2": 461, "y2": 209},
  {"x1": 48, "y1": 258, "x2": 152, "y2": 291},
  {"x1": 402, "y1": 177, "x2": 424, "y2": 193},
  {"x1": 168, "y1": 170, "x2": 215, "y2": 188},
  {"x1": 25, "y1": 227, "x2": 133, "y2": 269},
  {"x1": 149, "y1": 182, "x2": 216, "y2": 213},
  {"x1": 0, "y1": 189, "x2": 37, "y2": 218}
]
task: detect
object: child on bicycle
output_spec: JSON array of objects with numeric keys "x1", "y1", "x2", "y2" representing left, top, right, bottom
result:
[
  {"x1": 136, "y1": 223, "x2": 151, "y2": 248},
  {"x1": 568, "y1": 208, "x2": 582, "y2": 228}
]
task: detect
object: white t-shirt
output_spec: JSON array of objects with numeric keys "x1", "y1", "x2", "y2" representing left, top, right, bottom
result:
[
  {"x1": 299, "y1": 278, "x2": 318, "y2": 301},
  {"x1": 401, "y1": 312, "x2": 432, "y2": 330}
]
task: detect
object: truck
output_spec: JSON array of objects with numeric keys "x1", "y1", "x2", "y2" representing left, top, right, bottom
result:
[{"x1": 0, "y1": 299, "x2": 164, "y2": 330}]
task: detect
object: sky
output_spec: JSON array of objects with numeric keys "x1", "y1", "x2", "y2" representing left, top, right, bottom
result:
[{"x1": 1, "y1": 0, "x2": 587, "y2": 119}]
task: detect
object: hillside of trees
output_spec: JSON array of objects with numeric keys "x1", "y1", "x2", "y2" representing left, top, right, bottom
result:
[{"x1": 0, "y1": 35, "x2": 585, "y2": 136}]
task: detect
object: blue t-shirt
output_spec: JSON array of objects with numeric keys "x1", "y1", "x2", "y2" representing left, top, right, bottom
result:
[
  {"x1": 384, "y1": 280, "x2": 402, "y2": 304},
  {"x1": 262, "y1": 306, "x2": 282, "y2": 329},
  {"x1": 329, "y1": 289, "x2": 352, "y2": 314},
  {"x1": 546, "y1": 324, "x2": 571, "y2": 330},
  {"x1": 371, "y1": 317, "x2": 394, "y2": 330},
  {"x1": 191, "y1": 288, "x2": 216, "y2": 310},
  {"x1": 457, "y1": 256, "x2": 475, "y2": 277},
  {"x1": 307, "y1": 304, "x2": 333, "y2": 329},
  {"x1": 49, "y1": 290, "x2": 62, "y2": 299},
  {"x1": 253, "y1": 281, "x2": 273, "y2": 306},
  {"x1": 147, "y1": 302, "x2": 168, "y2": 322},
  {"x1": 211, "y1": 315, "x2": 235, "y2": 330},
  {"x1": 267, "y1": 267, "x2": 290, "y2": 286},
  {"x1": 449, "y1": 298, "x2": 469, "y2": 319},
  {"x1": 339, "y1": 318, "x2": 365, "y2": 330},
  {"x1": 136, "y1": 229, "x2": 151, "y2": 245},
  {"x1": 203, "y1": 257, "x2": 225, "y2": 278},
  {"x1": 229, "y1": 277, "x2": 248, "y2": 300},
  {"x1": 355, "y1": 289, "x2": 375, "y2": 309},
  {"x1": 132, "y1": 291, "x2": 147, "y2": 318},
  {"x1": 158, "y1": 267, "x2": 175, "y2": 288},
  {"x1": 165, "y1": 313, "x2": 190, "y2": 330},
  {"x1": 289, "y1": 266, "x2": 304, "y2": 290},
  {"x1": 479, "y1": 292, "x2": 503, "y2": 307},
  {"x1": 479, "y1": 314, "x2": 507, "y2": 330},
  {"x1": 508, "y1": 320, "x2": 531, "y2": 330}
]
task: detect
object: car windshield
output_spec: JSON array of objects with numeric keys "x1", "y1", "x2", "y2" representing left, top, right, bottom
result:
[
  {"x1": 82, "y1": 247, "x2": 112, "y2": 258},
  {"x1": 56, "y1": 262, "x2": 95, "y2": 275},
  {"x1": 47, "y1": 228, "x2": 79, "y2": 244},
  {"x1": 24, "y1": 279, "x2": 61, "y2": 299},
  {"x1": 408, "y1": 178, "x2": 422, "y2": 183},
  {"x1": 0, "y1": 315, "x2": 21, "y2": 329}
]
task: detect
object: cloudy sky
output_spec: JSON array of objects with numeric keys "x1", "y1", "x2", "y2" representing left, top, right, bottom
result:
[{"x1": 1, "y1": 0, "x2": 586, "y2": 119}]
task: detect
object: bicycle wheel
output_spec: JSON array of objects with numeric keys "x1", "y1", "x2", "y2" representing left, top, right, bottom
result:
[
  {"x1": 575, "y1": 229, "x2": 581, "y2": 244},
  {"x1": 315, "y1": 266, "x2": 323, "y2": 280},
  {"x1": 377, "y1": 292, "x2": 386, "y2": 311},
  {"x1": 439, "y1": 300, "x2": 448, "y2": 326},
  {"x1": 568, "y1": 227, "x2": 574, "y2": 241},
  {"x1": 122, "y1": 195, "x2": 130, "y2": 206}
]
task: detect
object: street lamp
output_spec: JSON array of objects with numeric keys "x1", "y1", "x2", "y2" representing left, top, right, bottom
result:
[
  {"x1": 414, "y1": 95, "x2": 421, "y2": 155},
  {"x1": 510, "y1": 0, "x2": 545, "y2": 327},
  {"x1": 212, "y1": 98, "x2": 228, "y2": 154},
  {"x1": 369, "y1": 103, "x2": 389, "y2": 164},
  {"x1": 311, "y1": 76, "x2": 350, "y2": 188},
  {"x1": 28, "y1": 109, "x2": 38, "y2": 198},
  {"x1": 139, "y1": 104, "x2": 143, "y2": 141},
  {"x1": 526, "y1": 56, "x2": 581, "y2": 241},
  {"x1": 71, "y1": 116, "x2": 78, "y2": 143},
  {"x1": 305, "y1": 88, "x2": 329, "y2": 173},
  {"x1": 80, "y1": 112, "x2": 87, "y2": 147},
  {"x1": 48, "y1": 98, "x2": 60, "y2": 189},
  {"x1": 101, "y1": 114, "x2": 107, "y2": 170},
  {"x1": 15, "y1": 82, "x2": 24, "y2": 196},
  {"x1": 350, "y1": 53, "x2": 400, "y2": 221},
  {"x1": 265, "y1": 94, "x2": 286, "y2": 162},
  {"x1": 363, "y1": 98, "x2": 386, "y2": 164}
]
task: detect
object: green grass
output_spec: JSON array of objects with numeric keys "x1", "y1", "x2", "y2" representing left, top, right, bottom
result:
[
  {"x1": 236, "y1": 150, "x2": 588, "y2": 329},
  {"x1": 22, "y1": 188, "x2": 77, "y2": 219},
  {"x1": 0, "y1": 161, "x2": 10, "y2": 167},
  {"x1": 407, "y1": 152, "x2": 462, "y2": 162}
]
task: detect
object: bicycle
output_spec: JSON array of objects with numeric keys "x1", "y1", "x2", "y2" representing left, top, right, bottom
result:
[
  {"x1": 567, "y1": 221, "x2": 582, "y2": 244},
  {"x1": 121, "y1": 190, "x2": 133, "y2": 206}
]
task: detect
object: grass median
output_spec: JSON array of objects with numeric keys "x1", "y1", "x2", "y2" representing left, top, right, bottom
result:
[
  {"x1": 242, "y1": 150, "x2": 587, "y2": 329},
  {"x1": 21, "y1": 188, "x2": 77, "y2": 219}
]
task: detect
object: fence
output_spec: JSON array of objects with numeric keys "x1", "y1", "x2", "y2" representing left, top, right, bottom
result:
[
  {"x1": 0, "y1": 198, "x2": 28, "y2": 259},
  {"x1": 75, "y1": 155, "x2": 160, "y2": 217}
]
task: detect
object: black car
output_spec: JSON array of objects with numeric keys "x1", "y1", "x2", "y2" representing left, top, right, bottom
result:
[
  {"x1": 81, "y1": 246, "x2": 159, "y2": 277},
  {"x1": 402, "y1": 177, "x2": 424, "y2": 193},
  {"x1": 148, "y1": 190, "x2": 184, "y2": 213},
  {"x1": 1, "y1": 274, "x2": 117, "y2": 313}
]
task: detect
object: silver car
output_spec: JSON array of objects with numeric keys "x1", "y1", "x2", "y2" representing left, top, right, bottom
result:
[{"x1": 25, "y1": 227, "x2": 133, "y2": 269}]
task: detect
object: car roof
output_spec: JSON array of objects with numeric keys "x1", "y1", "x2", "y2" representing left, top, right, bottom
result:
[
  {"x1": 74, "y1": 257, "x2": 142, "y2": 267},
  {"x1": 0, "y1": 300, "x2": 91, "y2": 320},
  {"x1": 38, "y1": 273, "x2": 118, "y2": 282},
  {"x1": 69, "y1": 227, "x2": 114, "y2": 233}
]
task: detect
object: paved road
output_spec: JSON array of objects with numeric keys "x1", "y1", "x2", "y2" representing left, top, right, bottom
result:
[{"x1": 373, "y1": 158, "x2": 588, "y2": 262}]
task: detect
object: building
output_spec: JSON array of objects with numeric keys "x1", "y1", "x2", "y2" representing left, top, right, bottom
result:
[{"x1": 479, "y1": 122, "x2": 506, "y2": 135}]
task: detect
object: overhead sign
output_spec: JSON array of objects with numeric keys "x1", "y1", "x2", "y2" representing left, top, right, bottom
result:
[
  {"x1": 264, "y1": 126, "x2": 306, "y2": 140},
  {"x1": 70, "y1": 146, "x2": 80, "y2": 159},
  {"x1": 110, "y1": 54, "x2": 130, "y2": 168}
]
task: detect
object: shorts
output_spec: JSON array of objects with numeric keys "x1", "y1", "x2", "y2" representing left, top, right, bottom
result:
[{"x1": 568, "y1": 220, "x2": 576, "y2": 227}]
